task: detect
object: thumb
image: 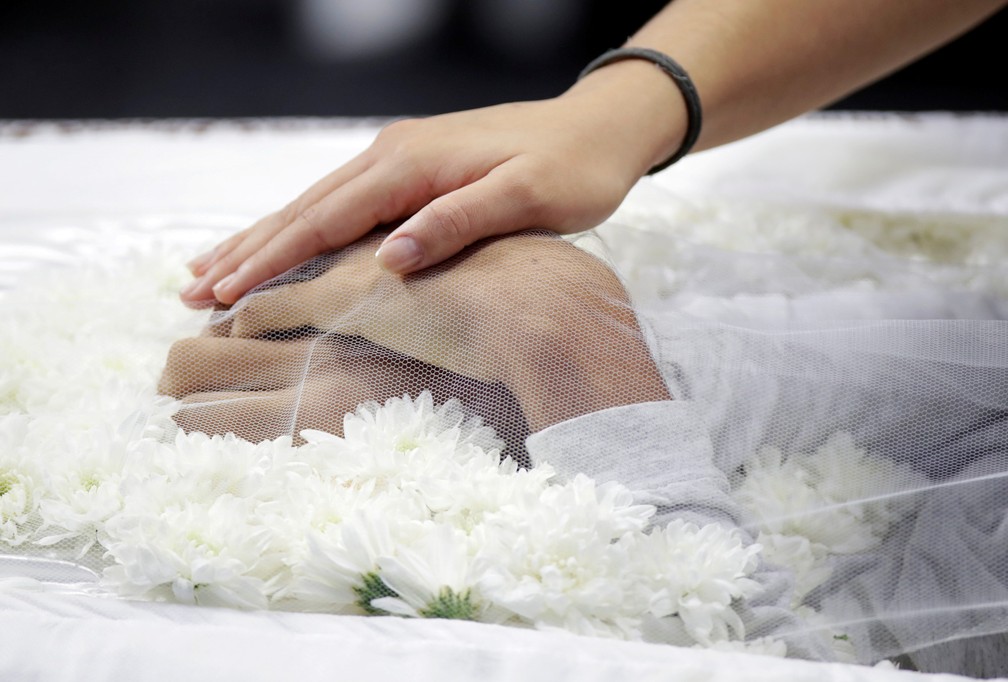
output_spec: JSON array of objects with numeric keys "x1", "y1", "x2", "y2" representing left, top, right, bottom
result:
[{"x1": 376, "y1": 170, "x2": 536, "y2": 274}]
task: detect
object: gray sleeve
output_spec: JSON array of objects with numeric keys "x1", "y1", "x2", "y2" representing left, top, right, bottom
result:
[
  {"x1": 525, "y1": 400, "x2": 739, "y2": 529},
  {"x1": 525, "y1": 401, "x2": 834, "y2": 660}
]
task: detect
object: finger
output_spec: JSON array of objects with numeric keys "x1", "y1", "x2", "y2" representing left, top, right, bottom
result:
[
  {"x1": 375, "y1": 165, "x2": 539, "y2": 274},
  {"x1": 202, "y1": 302, "x2": 234, "y2": 338},
  {"x1": 202, "y1": 282, "x2": 317, "y2": 340},
  {"x1": 221, "y1": 281, "x2": 335, "y2": 340},
  {"x1": 159, "y1": 337, "x2": 313, "y2": 397},
  {"x1": 187, "y1": 212, "x2": 284, "y2": 280},
  {"x1": 281, "y1": 146, "x2": 379, "y2": 218},
  {"x1": 172, "y1": 352, "x2": 425, "y2": 441},
  {"x1": 204, "y1": 235, "x2": 390, "y2": 340},
  {"x1": 186, "y1": 227, "x2": 252, "y2": 278},
  {"x1": 173, "y1": 389, "x2": 297, "y2": 442},
  {"x1": 211, "y1": 165, "x2": 420, "y2": 305},
  {"x1": 180, "y1": 218, "x2": 297, "y2": 303},
  {"x1": 186, "y1": 249, "x2": 217, "y2": 277},
  {"x1": 181, "y1": 153, "x2": 377, "y2": 300}
]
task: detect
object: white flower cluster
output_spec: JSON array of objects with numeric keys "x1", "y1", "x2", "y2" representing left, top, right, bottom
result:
[
  {"x1": 99, "y1": 393, "x2": 765, "y2": 646},
  {"x1": 736, "y1": 433, "x2": 924, "y2": 598},
  {"x1": 603, "y1": 193, "x2": 1008, "y2": 305},
  {"x1": 733, "y1": 433, "x2": 926, "y2": 660},
  {"x1": 0, "y1": 251, "x2": 762, "y2": 649},
  {"x1": 285, "y1": 399, "x2": 764, "y2": 646},
  {"x1": 1, "y1": 250, "x2": 205, "y2": 559}
]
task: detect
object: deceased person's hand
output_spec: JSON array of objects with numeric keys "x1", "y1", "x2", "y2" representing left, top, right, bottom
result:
[{"x1": 160, "y1": 231, "x2": 669, "y2": 444}]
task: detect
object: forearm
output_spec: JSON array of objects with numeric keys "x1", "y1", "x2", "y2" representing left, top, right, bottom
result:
[{"x1": 568, "y1": 0, "x2": 1006, "y2": 169}]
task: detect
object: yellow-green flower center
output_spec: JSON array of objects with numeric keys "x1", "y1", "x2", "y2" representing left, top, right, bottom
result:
[
  {"x1": 354, "y1": 571, "x2": 397, "y2": 615},
  {"x1": 0, "y1": 472, "x2": 17, "y2": 497},
  {"x1": 419, "y1": 587, "x2": 479, "y2": 621},
  {"x1": 394, "y1": 436, "x2": 421, "y2": 453}
]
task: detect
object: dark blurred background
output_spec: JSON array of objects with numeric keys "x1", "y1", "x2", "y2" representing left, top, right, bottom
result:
[{"x1": 1, "y1": 0, "x2": 1005, "y2": 120}]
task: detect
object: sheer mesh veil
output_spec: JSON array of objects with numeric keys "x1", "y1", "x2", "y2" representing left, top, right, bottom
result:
[
  {"x1": 161, "y1": 231, "x2": 670, "y2": 453},
  {"x1": 604, "y1": 208, "x2": 1008, "y2": 675},
  {"x1": 156, "y1": 224, "x2": 1008, "y2": 674}
]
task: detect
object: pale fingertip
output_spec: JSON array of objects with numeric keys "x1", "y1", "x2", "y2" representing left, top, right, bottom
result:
[
  {"x1": 186, "y1": 251, "x2": 214, "y2": 276},
  {"x1": 212, "y1": 272, "x2": 238, "y2": 303},
  {"x1": 179, "y1": 276, "x2": 204, "y2": 300},
  {"x1": 376, "y1": 235, "x2": 423, "y2": 273}
]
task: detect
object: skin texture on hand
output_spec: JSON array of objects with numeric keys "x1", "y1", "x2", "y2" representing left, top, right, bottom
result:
[{"x1": 163, "y1": 232, "x2": 671, "y2": 442}]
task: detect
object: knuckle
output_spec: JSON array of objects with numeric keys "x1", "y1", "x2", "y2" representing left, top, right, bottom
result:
[
  {"x1": 278, "y1": 201, "x2": 300, "y2": 226},
  {"x1": 374, "y1": 118, "x2": 428, "y2": 162},
  {"x1": 502, "y1": 174, "x2": 543, "y2": 219},
  {"x1": 255, "y1": 251, "x2": 288, "y2": 285},
  {"x1": 377, "y1": 117, "x2": 421, "y2": 142},
  {"x1": 230, "y1": 302, "x2": 260, "y2": 339},
  {"x1": 232, "y1": 293, "x2": 283, "y2": 339},
  {"x1": 291, "y1": 206, "x2": 336, "y2": 253},
  {"x1": 423, "y1": 200, "x2": 473, "y2": 242},
  {"x1": 297, "y1": 204, "x2": 319, "y2": 231}
]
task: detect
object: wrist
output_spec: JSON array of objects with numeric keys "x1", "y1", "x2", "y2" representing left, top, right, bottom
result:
[{"x1": 563, "y1": 57, "x2": 690, "y2": 177}]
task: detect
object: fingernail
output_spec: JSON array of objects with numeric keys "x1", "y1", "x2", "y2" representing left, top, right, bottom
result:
[
  {"x1": 212, "y1": 272, "x2": 237, "y2": 299},
  {"x1": 180, "y1": 277, "x2": 204, "y2": 299},
  {"x1": 376, "y1": 236, "x2": 422, "y2": 272}
]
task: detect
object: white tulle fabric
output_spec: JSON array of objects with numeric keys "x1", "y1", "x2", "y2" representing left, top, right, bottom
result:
[{"x1": 598, "y1": 162, "x2": 1008, "y2": 672}]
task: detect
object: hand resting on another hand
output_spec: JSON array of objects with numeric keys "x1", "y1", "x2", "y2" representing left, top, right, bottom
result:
[{"x1": 160, "y1": 231, "x2": 670, "y2": 449}]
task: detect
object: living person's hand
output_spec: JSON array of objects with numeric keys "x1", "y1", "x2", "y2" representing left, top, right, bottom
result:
[
  {"x1": 162, "y1": 231, "x2": 670, "y2": 439},
  {"x1": 179, "y1": 65, "x2": 687, "y2": 306}
]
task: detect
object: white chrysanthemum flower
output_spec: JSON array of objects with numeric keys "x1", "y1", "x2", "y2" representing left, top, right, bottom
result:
[
  {"x1": 736, "y1": 444, "x2": 862, "y2": 554},
  {"x1": 425, "y1": 459, "x2": 555, "y2": 539},
  {"x1": 301, "y1": 393, "x2": 510, "y2": 526},
  {"x1": 0, "y1": 418, "x2": 42, "y2": 547},
  {"x1": 121, "y1": 430, "x2": 297, "y2": 510},
  {"x1": 755, "y1": 532, "x2": 831, "y2": 607},
  {"x1": 630, "y1": 520, "x2": 762, "y2": 646},
  {"x1": 35, "y1": 468, "x2": 124, "y2": 557},
  {"x1": 804, "y1": 432, "x2": 926, "y2": 537},
  {"x1": 285, "y1": 511, "x2": 421, "y2": 613},
  {"x1": 792, "y1": 605, "x2": 859, "y2": 663},
  {"x1": 372, "y1": 523, "x2": 491, "y2": 621},
  {"x1": 0, "y1": 357, "x2": 31, "y2": 414},
  {"x1": 103, "y1": 494, "x2": 279, "y2": 609},
  {"x1": 342, "y1": 392, "x2": 502, "y2": 457},
  {"x1": 733, "y1": 431, "x2": 931, "y2": 657},
  {"x1": 736, "y1": 434, "x2": 924, "y2": 556},
  {"x1": 0, "y1": 465, "x2": 37, "y2": 546},
  {"x1": 477, "y1": 475, "x2": 653, "y2": 639},
  {"x1": 27, "y1": 417, "x2": 134, "y2": 553}
]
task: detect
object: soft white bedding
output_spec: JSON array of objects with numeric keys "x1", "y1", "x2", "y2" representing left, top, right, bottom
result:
[
  {"x1": 0, "y1": 588, "x2": 947, "y2": 682},
  {"x1": 1, "y1": 116, "x2": 1005, "y2": 681}
]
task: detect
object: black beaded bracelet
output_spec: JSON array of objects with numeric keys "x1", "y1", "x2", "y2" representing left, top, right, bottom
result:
[{"x1": 579, "y1": 47, "x2": 703, "y2": 175}]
